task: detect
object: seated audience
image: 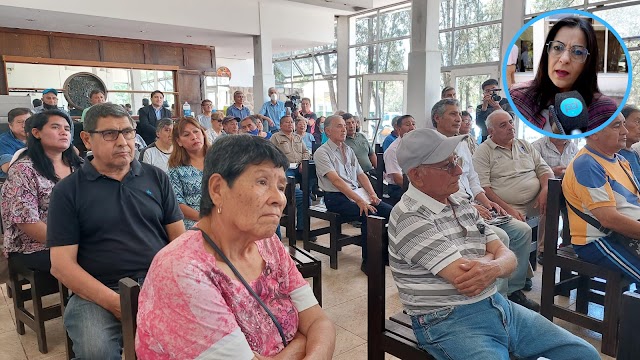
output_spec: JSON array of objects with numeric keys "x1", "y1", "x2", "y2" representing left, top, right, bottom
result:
[
  {"x1": 241, "y1": 115, "x2": 272, "y2": 139},
  {"x1": 382, "y1": 118, "x2": 399, "y2": 152},
  {"x1": 563, "y1": 112, "x2": 640, "y2": 284},
  {"x1": 138, "y1": 90, "x2": 172, "y2": 144},
  {"x1": 168, "y1": 117, "x2": 208, "y2": 229},
  {"x1": 441, "y1": 86, "x2": 456, "y2": 99},
  {"x1": 459, "y1": 110, "x2": 477, "y2": 154},
  {"x1": 134, "y1": 132, "x2": 147, "y2": 160},
  {"x1": 226, "y1": 90, "x2": 251, "y2": 120},
  {"x1": 433, "y1": 99, "x2": 538, "y2": 310},
  {"x1": 0, "y1": 108, "x2": 31, "y2": 179},
  {"x1": 344, "y1": 113, "x2": 376, "y2": 175},
  {"x1": 222, "y1": 116, "x2": 240, "y2": 136},
  {"x1": 383, "y1": 115, "x2": 416, "y2": 204},
  {"x1": 314, "y1": 115, "x2": 393, "y2": 274},
  {"x1": 532, "y1": 135, "x2": 578, "y2": 261},
  {"x1": 1, "y1": 110, "x2": 82, "y2": 272},
  {"x1": 255, "y1": 116, "x2": 273, "y2": 139},
  {"x1": 34, "y1": 88, "x2": 68, "y2": 115},
  {"x1": 388, "y1": 128, "x2": 600, "y2": 360},
  {"x1": 80, "y1": 89, "x2": 106, "y2": 122},
  {"x1": 47, "y1": 103, "x2": 185, "y2": 358},
  {"x1": 295, "y1": 116, "x2": 315, "y2": 151},
  {"x1": 619, "y1": 105, "x2": 640, "y2": 182},
  {"x1": 206, "y1": 111, "x2": 225, "y2": 144},
  {"x1": 196, "y1": 99, "x2": 214, "y2": 130},
  {"x1": 140, "y1": 118, "x2": 173, "y2": 172},
  {"x1": 257, "y1": 87, "x2": 284, "y2": 132},
  {"x1": 475, "y1": 79, "x2": 512, "y2": 143},
  {"x1": 313, "y1": 116, "x2": 327, "y2": 145},
  {"x1": 136, "y1": 135, "x2": 336, "y2": 359}
]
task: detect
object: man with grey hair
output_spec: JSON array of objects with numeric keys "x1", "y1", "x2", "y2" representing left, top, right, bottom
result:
[
  {"x1": 620, "y1": 105, "x2": 640, "y2": 181},
  {"x1": 433, "y1": 99, "x2": 539, "y2": 311},
  {"x1": 47, "y1": 103, "x2": 185, "y2": 358},
  {"x1": 257, "y1": 87, "x2": 284, "y2": 132},
  {"x1": 388, "y1": 128, "x2": 599, "y2": 360},
  {"x1": 140, "y1": 118, "x2": 174, "y2": 172},
  {"x1": 226, "y1": 90, "x2": 251, "y2": 120},
  {"x1": 314, "y1": 115, "x2": 393, "y2": 274}
]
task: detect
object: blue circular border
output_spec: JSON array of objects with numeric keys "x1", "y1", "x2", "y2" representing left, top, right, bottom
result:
[{"x1": 502, "y1": 9, "x2": 633, "y2": 139}]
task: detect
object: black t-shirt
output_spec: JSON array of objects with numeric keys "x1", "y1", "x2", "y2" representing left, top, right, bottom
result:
[{"x1": 47, "y1": 159, "x2": 183, "y2": 288}]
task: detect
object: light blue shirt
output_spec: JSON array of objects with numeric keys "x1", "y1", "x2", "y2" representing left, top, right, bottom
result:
[
  {"x1": 258, "y1": 100, "x2": 286, "y2": 131},
  {"x1": 226, "y1": 104, "x2": 251, "y2": 120},
  {"x1": 299, "y1": 132, "x2": 315, "y2": 151},
  {"x1": 154, "y1": 107, "x2": 162, "y2": 121}
]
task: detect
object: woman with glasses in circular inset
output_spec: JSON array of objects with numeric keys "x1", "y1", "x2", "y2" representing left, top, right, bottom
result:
[
  {"x1": 510, "y1": 17, "x2": 618, "y2": 133},
  {"x1": 168, "y1": 117, "x2": 209, "y2": 229}
]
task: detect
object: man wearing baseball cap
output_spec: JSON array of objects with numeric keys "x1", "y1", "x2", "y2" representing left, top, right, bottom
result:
[
  {"x1": 34, "y1": 88, "x2": 67, "y2": 114},
  {"x1": 386, "y1": 128, "x2": 599, "y2": 359}
]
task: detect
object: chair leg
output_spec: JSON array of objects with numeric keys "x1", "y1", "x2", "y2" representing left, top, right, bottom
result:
[
  {"x1": 575, "y1": 275, "x2": 590, "y2": 314},
  {"x1": 31, "y1": 276, "x2": 48, "y2": 354},
  {"x1": 329, "y1": 219, "x2": 339, "y2": 269},
  {"x1": 9, "y1": 272, "x2": 25, "y2": 335},
  {"x1": 313, "y1": 264, "x2": 322, "y2": 307},
  {"x1": 600, "y1": 273, "x2": 623, "y2": 357}
]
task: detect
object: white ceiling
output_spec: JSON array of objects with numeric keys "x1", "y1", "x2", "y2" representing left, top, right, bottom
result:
[{"x1": 0, "y1": 0, "x2": 407, "y2": 59}]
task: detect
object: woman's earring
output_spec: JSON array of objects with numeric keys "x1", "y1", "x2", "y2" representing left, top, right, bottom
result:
[{"x1": 217, "y1": 206, "x2": 222, "y2": 214}]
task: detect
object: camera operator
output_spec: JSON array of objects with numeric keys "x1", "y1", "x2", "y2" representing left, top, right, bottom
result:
[{"x1": 476, "y1": 79, "x2": 512, "y2": 143}]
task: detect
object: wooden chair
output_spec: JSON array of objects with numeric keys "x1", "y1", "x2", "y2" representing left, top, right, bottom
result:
[
  {"x1": 367, "y1": 215, "x2": 433, "y2": 360},
  {"x1": 281, "y1": 176, "x2": 297, "y2": 246},
  {"x1": 540, "y1": 179, "x2": 629, "y2": 356},
  {"x1": 374, "y1": 151, "x2": 385, "y2": 199},
  {"x1": 301, "y1": 160, "x2": 361, "y2": 269},
  {"x1": 119, "y1": 277, "x2": 140, "y2": 360},
  {"x1": 7, "y1": 258, "x2": 62, "y2": 353},
  {"x1": 617, "y1": 290, "x2": 640, "y2": 359}
]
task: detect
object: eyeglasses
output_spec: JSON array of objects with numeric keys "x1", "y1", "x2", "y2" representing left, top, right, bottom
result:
[
  {"x1": 546, "y1": 41, "x2": 589, "y2": 63},
  {"x1": 88, "y1": 128, "x2": 137, "y2": 141},
  {"x1": 424, "y1": 155, "x2": 463, "y2": 175}
]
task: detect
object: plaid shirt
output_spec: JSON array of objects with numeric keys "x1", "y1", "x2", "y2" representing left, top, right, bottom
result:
[{"x1": 531, "y1": 137, "x2": 577, "y2": 169}]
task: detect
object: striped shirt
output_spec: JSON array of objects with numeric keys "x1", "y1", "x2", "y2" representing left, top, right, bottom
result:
[
  {"x1": 532, "y1": 137, "x2": 578, "y2": 169},
  {"x1": 388, "y1": 184, "x2": 498, "y2": 315}
]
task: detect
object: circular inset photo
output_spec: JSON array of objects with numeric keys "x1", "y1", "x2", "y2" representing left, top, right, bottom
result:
[{"x1": 502, "y1": 9, "x2": 632, "y2": 139}]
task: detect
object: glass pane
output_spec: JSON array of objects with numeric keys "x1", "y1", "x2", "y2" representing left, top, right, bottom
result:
[
  {"x1": 315, "y1": 53, "x2": 337, "y2": 76},
  {"x1": 291, "y1": 82, "x2": 313, "y2": 102},
  {"x1": 455, "y1": 74, "x2": 490, "y2": 116},
  {"x1": 354, "y1": 15, "x2": 378, "y2": 44},
  {"x1": 366, "y1": 80, "x2": 405, "y2": 143},
  {"x1": 314, "y1": 80, "x2": 337, "y2": 117},
  {"x1": 607, "y1": 30, "x2": 627, "y2": 73},
  {"x1": 441, "y1": 72, "x2": 452, "y2": 89},
  {"x1": 273, "y1": 51, "x2": 291, "y2": 60},
  {"x1": 525, "y1": 0, "x2": 584, "y2": 14},
  {"x1": 294, "y1": 57, "x2": 314, "y2": 77},
  {"x1": 351, "y1": 45, "x2": 378, "y2": 75},
  {"x1": 625, "y1": 38, "x2": 640, "y2": 49},
  {"x1": 593, "y1": 5, "x2": 640, "y2": 39},
  {"x1": 455, "y1": 0, "x2": 502, "y2": 26},
  {"x1": 378, "y1": 39, "x2": 410, "y2": 73},
  {"x1": 348, "y1": 77, "x2": 363, "y2": 116},
  {"x1": 274, "y1": 61, "x2": 292, "y2": 84},
  {"x1": 453, "y1": 24, "x2": 501, "y2": 65},
  {"x1": 440, "y1": 0, "x2": 453, "y2": 30},
  {"x1": 379, "y1": 7, "x2": 411, "y2": 40},
  {"x1": 439, "y1": 32, "x2": 453, "y2": 66},
  {"x1": 627, "y1": 51, "x2": 640, "y2": 107}
]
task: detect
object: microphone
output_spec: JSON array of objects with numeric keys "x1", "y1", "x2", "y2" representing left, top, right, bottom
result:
[{"x1": 553, "y1": 91, "x2": 588, "y2": 134}]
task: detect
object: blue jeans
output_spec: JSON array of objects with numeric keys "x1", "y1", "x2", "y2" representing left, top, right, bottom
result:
[
  {"x1": 410, "y1": 294, "x2": 600, "y2": 360},
  {"x1": 491, "y1": 219, "x2": 532, "y2": 295},
  {"x1": 323, "y1": 191, "x2": 393, "y2": 262},
  {"x1": 64, "y1": 278, "x2": 144, "y2": 359}
]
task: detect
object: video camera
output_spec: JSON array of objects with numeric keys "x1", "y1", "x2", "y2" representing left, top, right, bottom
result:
[{"x1": 285, "y1": 94, "x2": 301, "y2": 113}]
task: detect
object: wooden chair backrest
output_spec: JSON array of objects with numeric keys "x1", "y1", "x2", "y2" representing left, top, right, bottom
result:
[{"x1": 119, "y1": 277, "x2": 141, "y2": 360}]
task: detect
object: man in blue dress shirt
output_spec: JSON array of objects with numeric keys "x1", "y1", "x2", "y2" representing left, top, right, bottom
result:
[
  {"x1": 226, "y1": 90, "x2": 251, "y2": 120},
  {"x1": 0, "y1": 108, "x2": 31, "y2": 178},
  {"x1": 257, "y1": 87, "x2": 285, "y2": 133}
]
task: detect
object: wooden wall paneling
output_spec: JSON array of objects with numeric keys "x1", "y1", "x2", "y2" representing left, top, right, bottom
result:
[
  {"x1": 101, "y1": 41, "x2": 145, "y2": 64},
  {"x1": 185, "y1": 48, "x2": 214, "y2": 71},
  {"x1": 0, "y1": 58, "x2": 7, "y2": 94},
  {"x1": 50, "y1": 37, "x2": 101, "y2": 61},
  {"x1": 0, "y1": 32, "x2": 50, "y2": 57},
  {"x1": 176, "y1": 70, "x2": 202, "y2": 117},
  {"x1": 147, "y1": 45, "x2": 183, "y2": 67}
]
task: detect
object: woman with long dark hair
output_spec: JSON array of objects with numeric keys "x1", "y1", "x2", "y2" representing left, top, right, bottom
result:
[
  {"x1": 510, "y1": 16, "x2": 617, "y2": 133},
  {"x1": 1, "y1": 110, "x2": 82, "y2": 271}
]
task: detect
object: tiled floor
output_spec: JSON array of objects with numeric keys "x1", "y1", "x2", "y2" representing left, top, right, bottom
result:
[{"x1": 0, "y1": 224, "x2": 616, "y2": 359}]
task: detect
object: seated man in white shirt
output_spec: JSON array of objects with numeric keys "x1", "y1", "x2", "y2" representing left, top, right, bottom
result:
[{"x1": 383, "y1": 115, "x2": 415, "y2": 205}]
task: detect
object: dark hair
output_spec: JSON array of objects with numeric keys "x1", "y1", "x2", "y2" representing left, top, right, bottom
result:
[
  {"x1": 441, "y1": 86, "x2": 455, "y2": 98},
  {"x1": 150, "y1": 90, "x2": 164, "y2": 98},
  {"x1": 169, "y1": 117, "x2": 209, "y2": 168},
  {"x1": 84, "y1": 103, "x2": 134, "y2": 132},
  {"x1": 200, "y1": 135, "x2": 289, "y2": 216},
  {"x1": 531, "y1": 16, "x2": 599, "y2": 108},
  {"x1": 342, "y1": 113, "x2": 354, "y2": 121},
  {"x1": 622, "y1": 104, "x2": 640, "y2": 119},
  {"x1": 201, "y1": 99, "x2": 212, "y2": 106},
  {"x1": 314, "y1": 116, "x2": 326, "y2": 133},
  {"x1": 89, "y1": 89, "x2": 105, "y2": 98},
  {"x1": 461, "y1": 110, "x2": 473, "y2": 120},
  {"x1": 32, "y1": 99, "x2": 42, "y2": 108},
  {"x1": 8, "y1": 108, "x2": 33, "y2": 124},
  {"x1": 481, "y1": 79, "x2": 499, "y2": 90},
  {"x1": 395, "y1": 114, "x2": 414, "y2": 127},
  {"x1": 18, "y1": 110, "x2": 82, "y2": 183}
]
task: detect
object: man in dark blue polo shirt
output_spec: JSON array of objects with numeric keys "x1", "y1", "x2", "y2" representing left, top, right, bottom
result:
[
  {"x1": 0, "y1": 108, "x2": 31, "y2": 178},
  {"x1": 47, "y1": 102, "x2": 185, "y2": 359}
]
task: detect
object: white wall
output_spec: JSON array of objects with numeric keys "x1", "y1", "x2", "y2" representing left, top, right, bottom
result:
[{"x1": 217, "y1": 58, "x2": 255, "y2": 87}]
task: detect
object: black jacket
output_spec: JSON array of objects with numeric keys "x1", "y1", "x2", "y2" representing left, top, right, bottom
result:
[{"x1": 137, "y1": 105, "x2": 172, "y2": 144}]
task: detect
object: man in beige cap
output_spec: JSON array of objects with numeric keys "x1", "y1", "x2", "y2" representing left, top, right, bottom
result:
[{"x1": 386, "y1": 128, "x2": 599, "y2": 360}]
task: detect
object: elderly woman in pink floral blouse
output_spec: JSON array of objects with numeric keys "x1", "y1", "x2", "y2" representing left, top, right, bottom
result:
[
  {"x1": 136, "y1": 135, "x2": 335, "y2": 359},
  {"x1": 1, "y1": 110, "x2": 82, "y2": 272}
]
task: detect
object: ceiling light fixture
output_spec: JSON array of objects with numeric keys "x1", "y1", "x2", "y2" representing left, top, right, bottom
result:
[
  {"x1": 186, "y1": 35, "x2": 192, "y2": 38},
  {"x1": 87, "y1": 25, "x2": 95, "y2": 28},
  {"x1": 26, "y1": 19, "x2": 35, "y2": 22}
]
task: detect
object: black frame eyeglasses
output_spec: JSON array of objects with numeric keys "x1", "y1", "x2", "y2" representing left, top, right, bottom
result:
[
  {"x1": 424, "y1": 155, "x2": 463, "y2": 175},
  {"x1": 88, "y1": 128, "x2": 137, "y2": 141},
  {"x1": 546, "y1": 41, "x2": 589, "y2": 63}
]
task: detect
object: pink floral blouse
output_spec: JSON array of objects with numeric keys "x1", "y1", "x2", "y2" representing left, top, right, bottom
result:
[
  {"x1": 136, "y1": 230, "x2": 318, "y2": 359},
  {"x1": 1, "y1": 158, "x2": 55, "y2": 256}
]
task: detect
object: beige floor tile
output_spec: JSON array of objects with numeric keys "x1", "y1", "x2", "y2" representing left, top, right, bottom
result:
[
  {"x1": 332, "y1": 325, "x2": 366, "y2": 356},
  {"x1": 0, "y1": 302, "x2": 16, "y2": 334},
  {"x1": 0, "y1": 330, "x2": 27, "y2": 360},
  {"x1": 332, "y1": 343, "x2": 400, "y2": 360},
  {"x1": 16, "y1": 316, "x2": 66, "y2": 360}
]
